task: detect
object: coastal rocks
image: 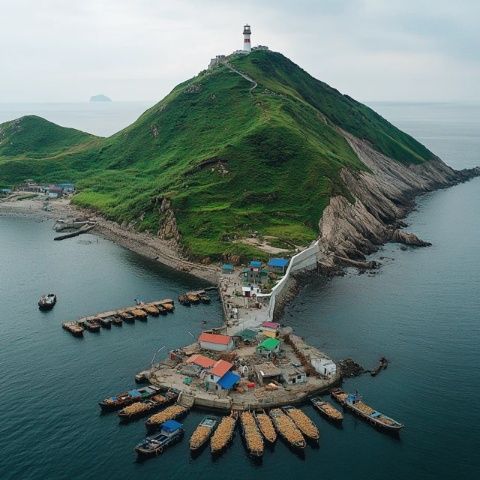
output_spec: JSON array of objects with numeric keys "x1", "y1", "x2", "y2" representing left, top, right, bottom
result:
[
  {"x1": 156, "y1": 197, "x2": 181, "y2": 244},
  {"x1": 338, "y1": 358, "x2": 365, "y2": 378}
]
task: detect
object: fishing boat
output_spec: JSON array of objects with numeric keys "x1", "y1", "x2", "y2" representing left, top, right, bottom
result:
[
  {"x1": 310, "y1": 397, "x2": 343, "y2": 422},
  {"x1": 178, "y1": 294, "x2": 190, "y2": 306},
  {"x1": 38, "y1": 293, "x2": 56, "y2": 310},
  {"x1": 84, "y1": 318, "x2": 101, "y2": 332},
  {"x1": 118, "y1": 389, "x2": 179, "y2": 421},
  {"x1": 98, "y1": 317, "x2": 112, "y2": 328},
  {"x1": 210, "y1": 412, "x2": 238, "y2": 455},
  {"x1": 135, "y1": 420, "x2": 184, "y2": 458},
  {"x1": 131, "y1": 308, "x2": 148, "y2": 320},
  {"x1": 142, "y1": 304, "x2": 160, "y2": 316},
  {"x1": 331, "y1": 388, "x2": 404, "y2": 432},
  {"x1": 186, "y1": 292, "x2": 200, "y2": 304},
  {"x1": 253, "y1": 410, "x2": 277, "y2": 444},
  {"x1": 145, "y1": 404, "x2": 189, "y2": 432},
  {"x1": 99, "y1": 385, "x2": 161, "y2": 412},
  {"x1": 110, "y1": 315, "x2": 123, "y2": 326},
  {"x1": 240, "y1": 411, "x2": 264, "y2": 457},
  {"x1": 269, "y1": 408, "x2": 306, "y2": 449},
  {"x1": 118, "y1": 311, "x2": 135, "y2": 323},
  {"x1": 199, "y1": 293, "x2": 211, "y2": 304},
  {"x1": 283, "y1": 406, "x2": 320, "y2": 441},
  {"x1": 157, "y1": 304, "x2": 167, "y2": 315},
  {"x1": 189, "y1": 415, "x2": 218, "y2": 452},
  {"x1": 161, "y1": 300, "x2": 175, "y2": 312},
  {"x1": 62, "y1": 321, "x2": 84, "y2": 337}
]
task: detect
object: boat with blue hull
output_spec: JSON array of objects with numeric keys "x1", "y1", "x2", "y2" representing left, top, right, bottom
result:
[{"x1": 135, "y1": 420, "x2": 184, "y2": 458}]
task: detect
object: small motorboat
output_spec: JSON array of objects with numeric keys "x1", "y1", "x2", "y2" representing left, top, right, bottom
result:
[
  {"x1": 38, "y1": 294, "x2": 57, "y2": 310},
  {"x1": 135, "y1": 420, "x2": 184, "y2": 458}
]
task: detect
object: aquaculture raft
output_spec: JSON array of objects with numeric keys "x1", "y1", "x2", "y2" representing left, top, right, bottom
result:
[
  {"x1": 210, "y1": 413, "x2": 237, "y2": 455},
  {"x1": 253, "y1": 410, "x2": 277, "y2": 444},
  {"x1": 310, "y1": 397, "x2": 343, "y2": 422},
  {"x1": 189, "y1": 416, "x2": 218, "y2": 452},
  {"x1": 331, "y1": 388, "x2": 403, "y2": 432},
  {"x1": 240, "y1": 411, "x2": 264, "y2": 457},
  {"x1": 283, "y1": 406, "x2": 319, "y2": 441},
  {"x1": 269, "y1": 408, "x2": 306, "y2": 449}
]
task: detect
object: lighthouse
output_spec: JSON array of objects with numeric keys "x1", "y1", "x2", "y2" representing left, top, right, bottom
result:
[{"x1": 243, "y1": 24, "x2": 251, "y2": 52}]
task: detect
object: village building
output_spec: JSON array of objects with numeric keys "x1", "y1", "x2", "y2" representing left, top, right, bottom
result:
[
  {"x1": 216, "y1": 371, "x2": 241, "y2": 390},
  {"x1": 186, "y1": 354, "x2": 216, "y2": 369},
  {"x1": 221, "y1": 263, "x2": 234, "y2": 274},
  {"x1": 267, "y1": 257, "x2": 289, "y2": 274},
  {"x1": 257, "y1": 337, "x2": 281, "y2": 358},
  {"x1": 58, "y1": 182, "x2": 75, "y2": 193},
  {"x1": 47, "y1": 185, "x2": 63, "y2": 198},
  {"x1": 254, "y1": 362, "x2": 282, "y2": 386},
  {"x1": 242, "y1": 260, "x2": 269, "y2": 286},
  {"x1": 198, "y1": 332, "x2": 234, "y2": 352},
  {"x1": 234, "y1": 328, "x2": 258, "y2": 343},
  {"x1": 281, "y1": 365, "x2": 307, "y2": 385},
  {"x1": 311, "y1": 355, "x2": 337, "y2": 377},
  {"x1": 261, "y1": 321, "x2": 280, "y2": 338}
]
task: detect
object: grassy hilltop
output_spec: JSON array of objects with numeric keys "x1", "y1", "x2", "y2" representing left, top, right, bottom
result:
[{"x1": 0, "y1": 50, "x2": 434, "y2": 260}]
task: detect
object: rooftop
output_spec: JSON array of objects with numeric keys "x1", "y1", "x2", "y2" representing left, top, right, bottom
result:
[
  {"x1": 258, "y1": 337, "x2": 280, "y2": 351},
  {"x1": 267, "y1": 258, "x2": 289, "y2": 268},
  {"x1": 209, "y1": 359, "x2": 233, "y2": 377},
  {"x1": 217, "y1": 371, "x2": 240, "y2": 389},
  {"x1": 254, "y1": 362, "x2": 282, "y2": 377},
  {"x1": 249, "y1": 260, "x2": 262, "y2": 268},
  {"x1": 198, "y1": 332, "x2": 232, "y2": 345},
  {"x1": 262, "y1": 321, "x2": 280, "y2": 329},
  {"x1": 186, "y1": 354, "x2": 216, "y2": 369}
]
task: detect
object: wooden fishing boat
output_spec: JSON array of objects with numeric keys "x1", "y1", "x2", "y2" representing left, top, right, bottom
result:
[
  {"x1": 38, "y1": 293, "x2": 56, "y2": 310},
  {"x1": 131, "y1": 308, "x2": 148, "y2": 320},
  {"x1": 110, "y1": 315, "x2": 123, "y2": 326},
  {"x1": 84, "y1": 318, "x2": 101, "y2": 332},
  {"x1": 145, "y1": 404, "x2": 189, "y2": 432},
  {"x1": 99, "y1": 385, "x2": 161, "y2": 411},
  {"x1": 269, "y1": 408, "x2": 305, "y2": 449},
  {"x1": 157, "y1": 304, "x2": 168, "y2": 315},
  {"x1": 310, "y1": 397, "x2": 343, "y2": 422},
  {"x1": 161, "y1": 301, "x2": 175, "y2": 312},
  {"x1": 210, "y1": 412, "x2": 238, "y2": 455},
  {"x1": 186, "y1": 293, "x2": 200, "y2": 304},
  {"x1": 178, "y1": 294, "x2": 190, "y2": 306},
  {"x1": 135, "y1": 420, "x2": 184, "y2": 458},
  {"x1": 62, "y1": 321, "x2": 84, "y2": 337},
  {"x1": 98, "y1": 317, "x2": 112, "y2": 328},
  {"x1": 240, "y1": 411, "x2": 264, "y2": 457},
  {"x1": 283, "y1": 406, "x2": 319, "y2": 441},
  {"x1": 118, "y1": 389, "x2": 179, "y2": 421},
  {"x1": 331, "y1": 388, "x2": 404, "y2": 432},
  {"x1": 142, "y1": 304, "x2": 160, "y2": 316},
  {"x1": 118, "y1": 311, "x2": 135, "y2": 323},
  {"x1": 253, "y1": 410, "x2": 277, "y2": 444},
  {"x1": 189, "y1": 415, "x2": 218, "y2": 451}
]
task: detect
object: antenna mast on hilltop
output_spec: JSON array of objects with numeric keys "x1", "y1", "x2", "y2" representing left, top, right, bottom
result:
[{"x1": 243, "y1": 24, "x2": 251, "y2": 52}]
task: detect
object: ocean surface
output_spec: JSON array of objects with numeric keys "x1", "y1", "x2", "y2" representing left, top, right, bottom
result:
[{"x1": 0, "y1": 102, "x2": 479, "y2": 480}]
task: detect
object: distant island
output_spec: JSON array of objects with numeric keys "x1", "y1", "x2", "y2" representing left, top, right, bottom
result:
[{"x1": 90, "y1": 94, "x2": 112, "y2": 102}]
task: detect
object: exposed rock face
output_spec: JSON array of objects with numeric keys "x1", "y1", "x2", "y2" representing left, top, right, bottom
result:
[
  {"x1": 156, "y1": 197, "x2": 181, "y2": 245},
  {"x1": 318, "y1": 131, "x2": 479, "y2": 263}
]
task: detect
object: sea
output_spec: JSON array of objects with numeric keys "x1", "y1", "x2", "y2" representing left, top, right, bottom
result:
[{"x1": 0, "y1": 101, "x2": 479, "y2": 480}]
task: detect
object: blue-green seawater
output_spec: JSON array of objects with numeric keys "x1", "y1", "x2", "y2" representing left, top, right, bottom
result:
[{"x1": 0, "y1": 102, "x2": 479, "y2": 479}]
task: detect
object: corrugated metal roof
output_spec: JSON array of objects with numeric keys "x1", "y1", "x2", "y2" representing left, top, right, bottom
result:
[
  {"x1": 258, "y1": 337, "x2": 280, "y2": 351},
  {"x1": 268, "y1": 257, "x2": 289, "y2": 268},
  {"x1": 217, "y1": 371, "x2": 240, "y2": 389},
  {"x1": 209, "y1": 359, "x2": 233, "y2": 377},
  {"x1": 249, "y1": 260, "x2": 262, "y2": 268},
  {"x1": 187, "y1": 354, "x2": 216, "y2": 368},
  {"x1": 262, "y1": 321, "x2": 280, "y2": 329},
  {"x1": 198, "y1": 332, "x2": 232, "y2": 345}
]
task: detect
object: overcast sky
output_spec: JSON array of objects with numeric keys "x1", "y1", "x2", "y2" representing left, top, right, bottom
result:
[{"x1": 1, "y1": 0, "x2": 479, "y2": 103}]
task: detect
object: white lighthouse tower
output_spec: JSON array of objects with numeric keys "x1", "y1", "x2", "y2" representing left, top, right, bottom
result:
[{"x1": 243, "y1": 24, "x2": 251, "y2": 52}]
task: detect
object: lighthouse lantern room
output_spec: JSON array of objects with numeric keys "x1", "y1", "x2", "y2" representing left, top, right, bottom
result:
[{"x1": 243, "y1": 24, "x2": 251, "y2": 52}]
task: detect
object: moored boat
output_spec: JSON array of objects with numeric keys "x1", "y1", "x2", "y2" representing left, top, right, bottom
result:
[
  {"x1": 110, "y1": 315, "x2": 123, "y2": 326},
  {"x1": 142, "y1": 304, "x2": 160, "y2": 316},
  {"x1": 118, "y1": 389, "x2": 179, "y2": 421},
  {"x1": 99, "y1": 385, "x2": 161, "y2": 411},
  {"x1": 38, "y1": 293, "x2": 57, "y2": 310},
  {"x1": 310, "y1": 397, "x2": 343, "y2": 422},
  {"x1": 157, "y1": 304, "x2": 167, "y2": 315},
  {"x1": 331, "y1": 388, "x2": 404, "y2": 432},
  {"x1": 84, "y1": 318, "x2": 101, "y2": 332},
  {"x1": 253, "y1": 410, "x2": 277, "y2": 444},
  {"x1": 186, "y1": 292, "x2": 200, "y2": 304},
  {"x1": 145, "y1": 404, "x2": 189, "y2": 432},
  {"x1": 131, "y1": 308, "x2": 148, "y2": 320},
  {"x1": 178, "y1": 294, "x2": 190, "y2": 306},
  {"x1": 161, "y1": 300, "x2": 175, "y2": 312},
  {"x1": 199, "y1": 293, "x2": 211, "y2": 304},
  {"x1": 118, "y1": 311, "x2": 135, "y2": 322},
  {"x1": 283, "y1": 406, "x2": 319, "y2": 441},
  {"x1": 98, "y1": 317, "x2": 112, "y2": 328},
  {"x1": 269, "y1": 408, "x2": 305, "y2": 449},
  {"x1": 210, "y1": 412, "x2": 237, "y2": 455},
  {"x1": 135, "y1": 420, "x2": 184, "y2": 458},
  {"x1": 240, "y1": 411, "x2": 264, "y2": 457},
  {"x1": 189, "y1": 415, "x2": 218, "y2": 452},
  {"x1": 62, "y1": 321, "x2": 84, "y2": 337}
]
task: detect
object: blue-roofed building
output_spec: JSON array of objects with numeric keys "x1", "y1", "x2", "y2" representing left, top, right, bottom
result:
[
  {"x1": 222, "y1": 263, "x2": 234, "y2": 274},
  {"x1": 217, "y1": 371, "x2": 241, "y2": 390},
  {"x1": 242, "y1": 260, "x2": 268, "y2": 286},
  {"x1": 249, "y1": 260, "x2": 262, "y2": 268},
  {"x1": 267, "y1": 257, "x2": 289, "y2": 274}
]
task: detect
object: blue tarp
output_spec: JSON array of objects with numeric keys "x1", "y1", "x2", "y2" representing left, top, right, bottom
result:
[
  {"x1": 249, "y1": 260, "x2": 262, "y2": 268},
  {"x1": 217, "y1": 371, "x2": 241, "y2": 390},
  {"x1": 222, "y1": 263, "x2": 234, "y2": 271},
  {"x1": 128, "y1": 390, "x2": 141, "y2": 398},
  {"x1": 268, "y1": 258, "x2": 289, "y2": 268},
  {"x1": 162, "y1": 420, "x2": 182, "y2": 432}
]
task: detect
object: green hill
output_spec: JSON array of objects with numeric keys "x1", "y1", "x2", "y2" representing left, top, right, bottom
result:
[{"x1": 0, "y1": 50, "x2": 435, "y2": 260}]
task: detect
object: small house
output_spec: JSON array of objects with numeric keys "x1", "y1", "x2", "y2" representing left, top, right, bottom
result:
[
  {"x1": 217, "y1": 371, "x2": 241, "y2": 390},
  {"x1": 241, "y1": 285, "x2": 261, "y2": 298},
  {"x1": 58, "y1": 183, "x2": 75, "y2": 193},
  {"x1": 206, "y1": 359, "x2": 233, "y2": 383},
  {"x1": 254, "y1": 362, "x2": 283, "y2": 386},
  {"x1": 261, "y1": 321, "x2": 280, "y2": 338},
  {"x1": 267, "y1": 257, "x2": 289, "y2": 274},
  {"x1": 242, "y1": 265, "x2": 268, "y2": 286},
  {"x1": 235, "y1": 328, "x2": 258, "y2": 343},
  {"x1": 311, "y1": 356, "x2": 337, "y2": 377},
  {"x1": 222, "y1": 263, "x2": 234, "y2": 274},
  {"x1": 281, "y1": 366, "x2": 307, "y2": 385},
  {"x1": 186, "y1": 354, "x2": 216, "y2": 369},
  {"x1": 198, "y1": 332, "x2": 234, "y2": 352},
  {"x1": 47, "y1": 185, "x2": 63, "y2": 198},
  {"x1": 257, "y1": 337, "x2": 281, "y2": 357}
]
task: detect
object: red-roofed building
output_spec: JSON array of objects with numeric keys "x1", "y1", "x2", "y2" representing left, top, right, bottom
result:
[
  {"x1": 186, "y1": 354, "x2": 216, "y2": 369},
  {"x1": 198, "y1": 332, "x2": 234, "y2": 352},
  {"x1": 206, "y1": 360, "x2": 234, "y2": 388}
]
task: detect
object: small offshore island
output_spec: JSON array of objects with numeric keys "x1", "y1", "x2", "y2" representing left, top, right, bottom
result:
[{"x1": 90, "y1": 94, "x2": 112, "y2": 102}]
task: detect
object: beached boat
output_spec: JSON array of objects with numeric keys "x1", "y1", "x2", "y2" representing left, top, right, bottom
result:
[
  {"x1": 269, "y1": 408, "x2": 306, "y2": 449},
  {"x1": 98, "y1": 317, "x2": 112, "y2": 328},
  {"x1": 310, "y1": 397, "x2": 343, "y2": 422},
  {"x1": 145, "y1": 404, "x2": 189, "y2": 432},
  {"x1": 331, "y1": 388, "x2": 404, "y2": 432},
  {"x1": 99, "y1": 385, "x2": 161, "y2": 411},
  {"x1": 283, "y1": 406, "x2": 319, "y2": 441},
  {"x1": 178, "y1": 294, "x2": 190, "y2": 306},
  {"x1": 210, "y1": 413, "x2": 237, "y2": 455},
  {"x1": 189, "y1": 415, "x2": 218, "y2": 451},
  {"x1": 62, "y1": 321, "x2": 84, "y2": 337},
  {"x1": 142, "y1": 304, "x2": 160, "y2": 316},
  {"x1": 240, "y1": 411, "x2": 264, "y2": 457},
  {"x1": 135, "y1": 420, "x2": 184, "y2": 458},
  {"x1": 253, "y1": 410, "x2": 277, "y2": 444},
  {"x1": 118, "y1": 389, "x2": 179, "y2": 421},
  {"x1": 38, "y1": 293, "x2": 56, "y2": 310}
]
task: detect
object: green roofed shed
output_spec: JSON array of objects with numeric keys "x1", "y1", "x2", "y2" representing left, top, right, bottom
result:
[
  {"x1": 258, "y1": 337, "x2": 280, "y2": 351},
  {"x1": 236, "y1": 329, "x2": 257, "y2": 342}
]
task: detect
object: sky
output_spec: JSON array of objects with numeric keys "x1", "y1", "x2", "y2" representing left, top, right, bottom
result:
[{"x1": 1, "y1": 0, "x2": 479, "y2": 103}]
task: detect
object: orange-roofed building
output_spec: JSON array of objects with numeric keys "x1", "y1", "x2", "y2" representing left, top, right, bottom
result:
[
  {"x1": 198, "y1": 332, "x2": 234, "y2": 352},
  {"x1": 206, "y1": 359, "x2": 234, "y2": 385},
  {"x1": 186, "y1": 354, "x2": 216, "y2": 369}
]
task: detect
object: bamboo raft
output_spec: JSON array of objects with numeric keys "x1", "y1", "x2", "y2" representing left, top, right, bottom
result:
[
  {"x1": 210, "y1": 413, "x2": 237, "y2": 455},
  {"x1": 240, "y1": 411, "x2": 264, "y2": 457},
  {"x1": 269, "y1": 408, "x2": 306, "y2": 449},
  {"x1": 189, "y1": 415, "x2": 218, "y2": 451},
  {"x1": 310, "y1": 397, "x2": 343, "y2": 422},
  {"x1": 253, "y1": 410, "x2": 277, "y2": 444},
  {"x1": 145, "y1": 404, "x2": 189, "y2": 432},
  {"x1": 283, "y1": 406, "x2": 320, "y2": 441}
]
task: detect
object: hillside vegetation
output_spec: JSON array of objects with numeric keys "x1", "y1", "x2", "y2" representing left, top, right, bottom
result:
[{"x1": 0, "y1": 50, "x2": 435, "y2": 260}]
